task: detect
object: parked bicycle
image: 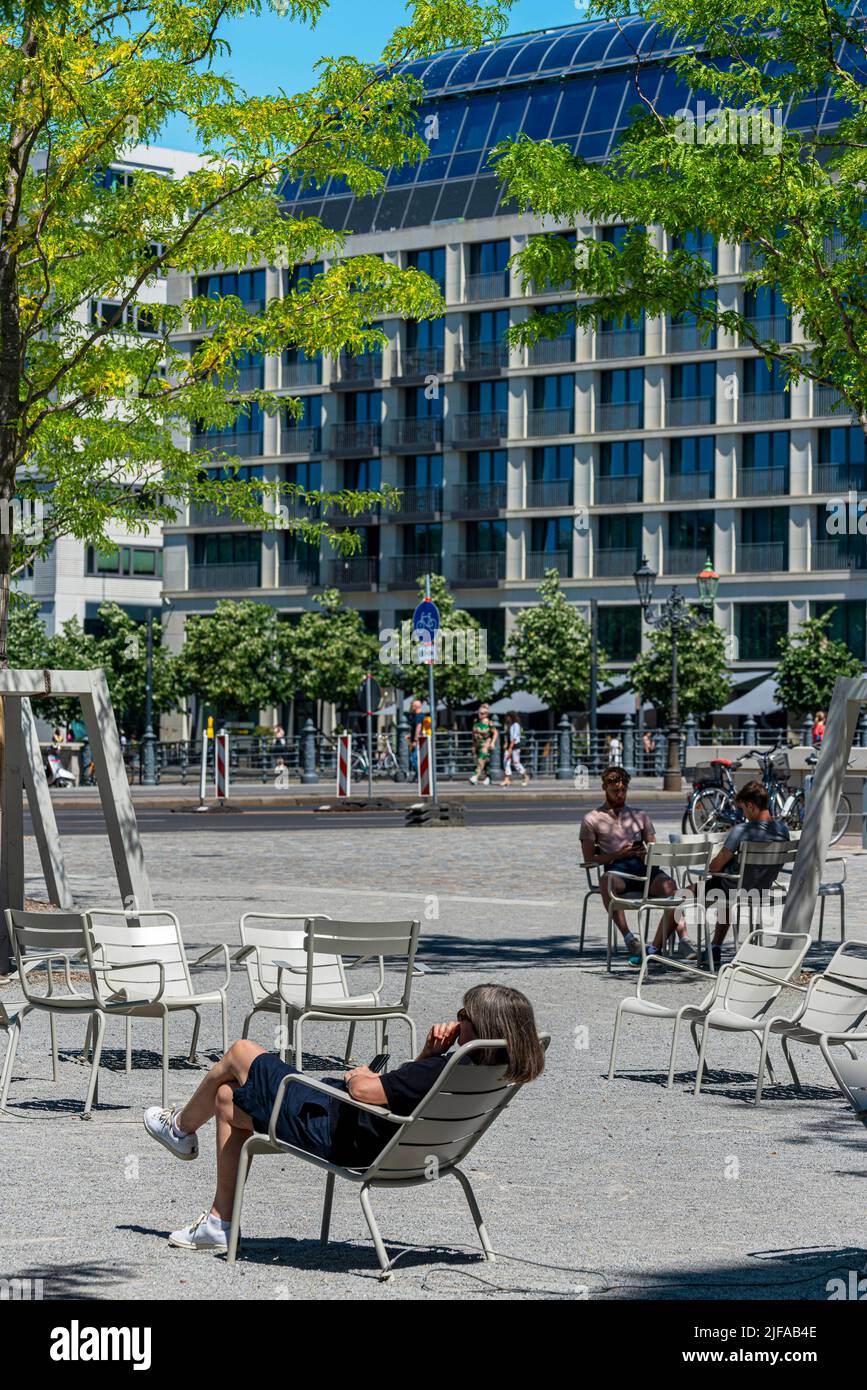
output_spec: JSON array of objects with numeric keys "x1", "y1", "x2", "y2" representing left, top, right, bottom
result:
[{"x1": 683, "y1": 743, "x2": 852, "y2": 845}]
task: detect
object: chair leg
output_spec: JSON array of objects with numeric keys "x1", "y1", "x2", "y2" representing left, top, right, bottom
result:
[
  {"x1": 781, "y1": 1036, "x2": 802, "y2": 1091},
  {"x1": 161, "y1": 1011, "x2": 170, "y2": 1108},
  {"x1": 227, "y1": 1137, "x2": 256, "y2": 1265},
  {"x1": 667, "y1": 1015, "x2": 683, "y2": 1089},
  {"x1": 220, "y1": 994, "x2": 228, "y2": 1056},
  {"x1": 606, "y1": 909, "x2": 614, "y2": 973},
  {"x1": 359, "y1": 1184, "x2": 392, "y2": 1279},
  {"x1": 241, "y1": 1011, "x2": 253, "y2": 1041},
  {"x1": 0, "y1": 1016, "x2": 24, "y2": 1109},
  {"x1": 579, "y1": 894, "x2": 589, "y2": 954},
  {"x1": 607, "y1": 1003, "x2": 624, "y2": 1081},
  {"x1": 320, "y1": 1171, "x2": 336, "y2": 1245},
  {"x1": 344, "y1": 1022, "x2": 357, "y2": 1066},
  {"x1": 694, "y1": 1019, "x2": 710, "y2": 1096},
  {"x1": 452, "y1": 1166, "x2": 495, "y2": 1263},
  {"x1": 49, "y1": 1012, "x2": 59, "y2": 1083},
  {"x1": 83, "y1": 1012, "x2": 106, "y2": 1117},
  {"x1": 407, "y1": 1015, "x2": 417, "y2": 1057},
  {"x1": 188, "y1": 1009, "x2": 201, "y2": 1064},
  {"x1": 125, "y1": 1017, "x2": 132, "y2": 1074},
  {"x1": 279, "y1": 1001, "x2": 288, "y2": 1063},
  {"x1": 818, "y1": 896, "x2": 825, "y2": 943},
  {"x1": 374, "y1": 1020, "x2": 384, "y2": 1053},
  {"x1": 755, "y1": 1030, "x2": 771, "y2": 1105},
  {"x1": 294, "y1": 1018, "x2": 304, "y2": 1071},
  {"x1": 840, "y1": 891, "x2": 846, "y2": 942}
]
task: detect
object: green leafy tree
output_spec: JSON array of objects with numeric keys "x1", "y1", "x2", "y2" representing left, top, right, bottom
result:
[
  {"x1": 629, "y1": 615, "x2": 732, "y2": 720},
  {"x1": 0, "y1": 0, "x2": 512, "y2": 661},
  {"x1": 773, "y1": 610, "x2": 863, "y2": 717},
  {"x1": 394, "y1": 573, "x2": 495, "y2": 715},
  {"x1": 495, "y1": 0, "x2": 867, "y2": 435},
  {"x1": 37, "y1": 604, "x2": 178, "y2": 727},
  {"x1": 7, "y1": 594, "x2": 49, "y2": 669},
  {"x1": 177, "y1": 599, "x2": 294, "y2": 719},
  {"x1": 290, "y1": 588, "x2": 378, "y2": 714},
  {"x1": 505, "y1": 569, "x2": 601, "y2": 717}
]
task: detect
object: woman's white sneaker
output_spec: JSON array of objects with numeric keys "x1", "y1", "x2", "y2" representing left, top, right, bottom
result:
[
  {"x1": 143, "y1": 1106, "x2": 199, "y2": 1160},
  {"x1": 168, "y1": 1211, "x2": 229, "y2": 1252}
]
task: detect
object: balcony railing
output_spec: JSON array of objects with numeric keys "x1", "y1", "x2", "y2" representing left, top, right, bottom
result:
[
  {"x1": 188, "y1": 562, "x2": 261, "y2": 590},
  {"x1": 595, "y1": 401, "x2": 643, "y2": 432},
  {"x1": 330, "y1": 420, "x2": 382, "y2": 453},
  {"x1": 526, "y1": 550, "x2": 571, "y2": 579},
  {"x1": 456, "y1": 341, "x2": 510, "y2": 373},
  {"x1": 451, "y1": 482, "x2": 507, "y2": 513},
  {"x1": 465, "y1": 270, "x2": 509, "y2": 302},
  {"x1": 336, "y1": 352, "x2": 383, "y2": 385},
  {"x1": 526, "y1": 478, "x2": 572, "y2": 508},
  {"x1": 188, "y1": 501, "x2": 251, "y2": 528},
  {"x1": 282, "y1": 359, "x2": 321, "y2": 388},
  {"x1": 595, "y1": 473, "x2": 642, "y2": 505},
  {"x1": 814, "y1": 463, "x2": 867, "y2": 492},
  {"x1": 743, "y1": 314, "x2": 791, "y2": 344},
  {"x1": 325, "y1": 556, "x2": 378, "y2": 588},
  {"x1": 737, "y1": 465, "x2": 789, "y2": 497},
  {"x1": 526, "y1": 407, "x2": 574, "y2": 438},
  {"x1": 398, "y1": 485, "x2": 443, "y2": 517},
  {"x1": 811, "y1": 538, "x2": 867, "y2": 571},
  {"x1": 668, "y1": 322, "x2": 716, "y2": 353},
  {"x1": 449, "y1": 411, "x2": 508, "y2": 446},
  {"x1": 813, "y1": 384, "x2": 853, "y2": 418},
  {"x1": 739, "y1": 392, "x2": 789, "y2": 422},
  {"x1": 281, "y1": 562, "x2": 320, "y2": 587},
  {"x1": 327, "y1": 500, "x2": 381, "y2": 525},
  {"x1": 191, "y1": 432, "x2": 263, "y2": 458},
  {"x1": 527, "y1": 337, "x2": 574, "y2": 367},
  {"x1": 664, "y1": 470, "x2": 715, "y2": 501},
  {"x1": 667, "y1": 396, "x2": 714, "y2": 427},
  {"x1": 738, "y1": 541, "x2": 787, "y2": 571},
  {"x1": 387, "y1": 554, "x2": 441, "y2": 587},
  {"x1": 451, "y1": 551, "x2": 506, "y2": 584},
  {"x1": 281, "y1": 425, "x2": 322, "y2": 454},
  {"x1": 397, "y1": 347, "x2": 445, "y2": 378},
  {"x1": 596, "y1": 328, "x2": 643, "y2": 359},
  {"x1": 387, "y1": 416, "x2": 443, "y2": 449},
  {"x1": 595, "y1": 547, "x2": 642, "y2": 577},
  {"x1": 665, "y1": 547, "x2": 710, "y2": 575}
]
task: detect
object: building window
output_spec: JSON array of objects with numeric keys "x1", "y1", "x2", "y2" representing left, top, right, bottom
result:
[
  {"x1": 407, "y1": 247, "x2": 445, "y2": 292},
  {"x1": 735, "y1": 603, "x2": 788, "y2": 661},
  {"x1": 193, "y1": 532, "x2": 260, "y2": 567},
  {"x1": 284, "y1": 261, "x2": 323, "y2": 294},
  {"x1": 403, "y1": 455, "x2": 443, "y2": 487},
  {"x1": 467, "y1": 449, "x2": 507, "y2": 484},
  {"x1": 598, "y1": 605, "x2": 642, "y2": 662},
  {"x1": 469, "y1": 239, "x2": 509, "y2": 276},
  {"x1": 197, "y1": 269, "x2": 266, "y2": 308},
  {"x1": 86, "y1": 546, "x2": 163, "y2": 578},
  {"x1": 812, "y1": 600, "x2": 866, "y2": 662},
  {"x1": 465, "y1": 607, "x2": 506, "y2": 662}
]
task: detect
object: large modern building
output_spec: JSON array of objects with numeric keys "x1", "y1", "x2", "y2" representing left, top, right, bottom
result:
[{"x1": 162, "y1": 16, "x2": 865, "y2": 733}]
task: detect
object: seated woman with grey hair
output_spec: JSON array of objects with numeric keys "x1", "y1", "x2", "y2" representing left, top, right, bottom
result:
[{"x1": 143, "y1": 982, "x2": 546, "y2": 1252}]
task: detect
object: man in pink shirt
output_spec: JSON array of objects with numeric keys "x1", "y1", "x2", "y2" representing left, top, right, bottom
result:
[{"x1": 580, "y1": 765, "x2": 696, "y2": 964}]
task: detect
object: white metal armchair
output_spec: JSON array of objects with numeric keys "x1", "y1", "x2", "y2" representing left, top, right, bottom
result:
[
  {"x1": 604, "y1": 842, "x2": 711, "y2": 971},
  {"x1": 227, "y1": 1034, "x2": 550, "y2": 1279}
]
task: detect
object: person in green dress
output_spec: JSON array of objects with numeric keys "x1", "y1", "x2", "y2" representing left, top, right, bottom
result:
[{"x1": 469, "y1": 703, "x2": 498, "y2": 786}]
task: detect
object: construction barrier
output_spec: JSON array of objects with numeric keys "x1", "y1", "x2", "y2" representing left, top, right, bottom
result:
[
  {"x1": 418, "y1": 733, "x2": 432, "y2": 797},
  {"x1": 336, "y1": 733, "x2": 352, "y2": 798},
  {"x1": 215, "y1": 728, "x2": 230, "y2": 799}
]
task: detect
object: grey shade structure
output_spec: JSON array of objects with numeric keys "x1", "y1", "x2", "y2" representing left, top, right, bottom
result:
[
  {"x1": 227, "y1": 1034, "x2": 550, "y2": 1279},
  {"x1": 0, "y1": 668, "x2": 153, "y2": 974}
]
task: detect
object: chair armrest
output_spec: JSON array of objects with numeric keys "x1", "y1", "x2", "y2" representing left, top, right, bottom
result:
[
  {"x1": 635, "y1": 950, "x2": 717, "y2": 998},
  {"x1": 188, "y1": 943, "x2": 231, "y2": 992},
  {"x1": 721, "y1": 962, "x2": 808, "y2": 994},
  {"x1": 91, "y1": 958, "x2": 167, "y2": 1006},
  {"x1": 267, "y1": 1072, "x2": 409, "y2": 1146},
  {"x1": 17, "y1": 952, "x2": 92, "y2": 1003},
  {"x1": 231, "y1": 944, "x2": 256, "y2": 964}
]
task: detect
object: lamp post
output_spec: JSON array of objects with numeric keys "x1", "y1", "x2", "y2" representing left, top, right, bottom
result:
[
  {"x1": 633, "y1": 555, "x2": 719, "y2": 791},
  {"x1": 141, "y1": 607, "x2": 157, "y2": 787}
]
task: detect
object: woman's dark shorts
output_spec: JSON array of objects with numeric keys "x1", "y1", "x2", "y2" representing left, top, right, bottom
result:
[{"x1": 232, "y1": 1052, "x2": 338, "y2": 1159}]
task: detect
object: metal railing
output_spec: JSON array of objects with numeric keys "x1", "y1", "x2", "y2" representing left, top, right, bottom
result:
[
  {"x1": 526, "y1": 549, "x2": 570, "y2": 579},
  {"x1": 595, "y1": 401, "x2": 643, "y2": 432},
  {"x1": 450, "y1": 481, "x2": 507, "y2": 512},
  {"x1": 737, "y1": 542, "x2": 787, "y2": 571},
  {"x1": 191, "y1": 432, "x2": 263, "y2": 458},
  {"x1": 397, "y1": 484, "x2": 443, "y2": 517},
  {"x1": 596, "y1": 328, "x2": 643, "y2": 359},
  {"x1": 387, "y1": 554, "x2": 441, "y2": 587},
  {"x1": 325, "y1": 556, "x2": 378, "y2": 588},
  {"x1": 330, "y1": 420, "x2": 382, "y2": 452},
  {"x1": 737, "y1": 465, "x2": 789, "y2": 497},
  {"x1": 526, "y1": 478, "x2": 572, "y2": 508},
  {"x1": 188, "y1": 562, "x2": 261, "y2": 590},
  {"x1": 387, "y1": 417, "x2": 443, "y2": 448},
  {"x1": 456, "y1": 341, "x2": 510, "y2": 373},
  {"x1": 667, "y1": 396, "x2": 714, "y2": 427},
  {"x1": 664, "y1": 470, "x2": 714, "y2": 501},
  {"x1": 336, "y1": 352, "x2": 383, "y2": 384},
  {"x1": 811, "y1": 539, "x2": 867, "y2": 571},
  {"x1": 397, "y1": 347, "x2": 445, "y2": 378},
  {"x1": 813, "y1": 384, "x2": 853, "y2": 418},
  {"x1": 664, "y1": 547, "x2": 710, "y2": 575},
  {"x1": 465, "y1": 270, "x2": 509, "y2": 301},
  {"x1": 527, "y1": 337, "x2": 574, "y2": 366},
  {"x1": 814, "y1": 463, "x2": 867, "y2": 492},
  {"x1": 595, "y1": 474, "x2": 642, "y2": 505},
  {"x1": 188, "y1": 501, "x2": 252, "y2": 528},
  {"x1": 595, "y1": 547, "x2": 641, "y2": 577},
  {"x1": 281, "y1": 425, "x2": 322, "y2": 454},
  {"x1": 280, "y1": 562, "x2": 320, "y2": 587},
  {"x1": 449, "y1": 410, "x2": 508, "y2": 445},
  {"x1": 526, "y1": 407, "x2": 574, "y2": 437},
  {"x1": 451, "y1": 551, "x2": 506, "y2": 583},
  {"x1": 743, "y1": 314, "x2": 791, "y2": 344},
  {"x1": 739, "y1": 392, "x2": 789, "y2": 422},
  {"x1": 667, "y1": 322, "x2": 716, "y2": 353},
  {"x1": 282, "y1": 359, "x2": 322, "y2": 388}
]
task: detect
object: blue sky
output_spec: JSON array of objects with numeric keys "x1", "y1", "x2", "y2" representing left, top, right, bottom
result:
[{"x1": 159, "y1": 0, "x2": 587, "y2": 150}]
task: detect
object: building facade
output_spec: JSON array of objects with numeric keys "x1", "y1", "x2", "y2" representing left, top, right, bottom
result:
[{"x1": 161, "y1": 17, "x2": 864, "y2": 733}]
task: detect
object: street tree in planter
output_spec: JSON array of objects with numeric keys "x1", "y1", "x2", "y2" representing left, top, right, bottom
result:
[
  {"x1": 290, "y1": 588, "x2": 379, "y2": 721},
  {"x1": 774, "y1": 611, "x2": 863, "y2": 720},
  {"x1": 505, "y1": 569, "x2": 601, "y2": 718},
  {"x1": 177, "y1": 600, "x2": 294, "y2": 724},
  {"x1": 630, "y1": 615, "x2": 732, "y2": 723}
]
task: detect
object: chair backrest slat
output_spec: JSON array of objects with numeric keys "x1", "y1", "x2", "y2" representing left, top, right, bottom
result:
[
  {"x1": 305, "y1": 919, "x2": 420, "y2": 1011},
  {"x1": 239, "y1": 914, "x2": 341, "y2": 1006},
  {"x1": 718, "y1": 930, "x2": 810, "y2": 1020},
  {"x1": 88, "y1": 914, "x2": 191, "y2": 995}
]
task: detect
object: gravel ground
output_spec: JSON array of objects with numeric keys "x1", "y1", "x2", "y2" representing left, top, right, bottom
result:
[{"x1": 1, "y1": 813, "x2": 865, "y2": 1302}]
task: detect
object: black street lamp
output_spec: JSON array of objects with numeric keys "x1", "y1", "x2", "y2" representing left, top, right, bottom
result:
[
  {"x1": 141, "y1": 607, "x2": 157, "y2": 786},
  {"x1": 633, "y1": 555, "x2": 719, "y2": 791}
]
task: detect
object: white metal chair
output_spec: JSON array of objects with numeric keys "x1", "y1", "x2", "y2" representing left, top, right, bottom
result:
[
  {"x1": 722, "y1": 841, "x2": 798, "y2": 946},
  {"x1": 0, "y1": 995, "x2": 24, "y2": 1110},
  {"x1": 227, "y1": 1035, "x2": 550, "y2": 1279},
  {"x1": 693, "y1": 929, "x2": 812, "y2": 1097},
  {"x1": 4, "y1": 909, "x2": 174, "y2": 1116},
  {"x1": 754, "y1": 941, "x2": 867, "y2": 1103},
  {"x1": 816, "y1": 857, "x2": 847, "y2": 942},
  {"x1": 578, "y1": 861, "x2": 602, "y2": 954},
  {"x1": 604, "y1": 842, "x2": 712, "y2": 971},
  {"x1": 238, "y1": 915, "x2": 420, "y2": 1069},
  {"x1": 86, "y1": 908, "x2": 230, "y2": 1105}
]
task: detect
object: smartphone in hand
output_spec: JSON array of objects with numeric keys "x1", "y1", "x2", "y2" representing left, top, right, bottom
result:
[{"x1": 368, "y1": 1053, "x2": 390, "y2": 1074}]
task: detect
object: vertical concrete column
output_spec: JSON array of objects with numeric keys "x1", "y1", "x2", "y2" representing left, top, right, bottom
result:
[
  {"x1": 789, "y1": 427, "x2": 811, "y2": 498},
  {"x1": 508, "y1": 446, "x2": 526, "y2": 510},
  {"x1": 789, "y1": 503, "x2": 811, "y2": 576},
  {"x1": 714, "y1": 507, "x2": 736, "y2": 574},
  {"x1": 446, "y1": 242, "x2": 463, "y2": 307},
  {"x1": 717, "y1": 431, "x2": 738, "y2": 502},
  {"x1": 508, "y1": 372, "x2": 526, "y2": 442},
  {"x1": 506, "y1": 517, "x2": 523, "y2": 582},
  {"x1": 717, "y1": 239, "x2": 738, "y2": 277},
  {"x1": 575, "y1": 369, "x2": 593, "y2": 435},
  {"x1": 716, "y1": 279, "x2": 740, "y2": 352},
  {"x1": 717, "y1": 357, "x2": 741, "y2": 427},
  {"x1": 642, "y1": 512, "x2": 663, "y2": 574},
  {"x1": 644, "y1": 362, "x2": 664, "y2": 432},
  {"x1": 644, "y1": 437, "x2": 663, "y2": 506}
]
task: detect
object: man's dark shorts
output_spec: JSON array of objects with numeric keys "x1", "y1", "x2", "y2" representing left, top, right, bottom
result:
[{"x1": 604, "y1": 855, "x2": 669, "y2": 892}]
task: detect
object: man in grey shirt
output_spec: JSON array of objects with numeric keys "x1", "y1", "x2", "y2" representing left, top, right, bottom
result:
[{"x1": 704, "y1": 779, "x2": 790, "y2": 968}]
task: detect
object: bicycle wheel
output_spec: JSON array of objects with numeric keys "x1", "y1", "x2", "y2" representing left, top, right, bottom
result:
[
  {"x1": 782, "y1": 789, "x2": 805, "y2": 831},
  {"x1": 687, "y1": 786, "x2": 733, "y2": 833},
  {"x1": 830, "y1": 793, "x2": 852, "y2": 846}
]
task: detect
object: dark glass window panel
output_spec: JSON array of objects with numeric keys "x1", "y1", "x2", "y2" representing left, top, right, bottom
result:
[
  {"x1": 373, "y1": 189, "x2": 411, "y2": 231},
  {"x1": 470, "y1": 238, "x2": 509, "y2": 275},
  {"x1": 744, "y1": 283, "x2": 787, "y2": 317},
  {"x1": 434, "y1": 179, "x2": 471, "y2": 221},
  {"x1": 599, "y1": 440, "x2": 642, "y2": 476},
  {"x1": 193, "y1": 532, "x2": 260, "y2": 565},
  {"x1": 519, "y1": 87, "x2": 560, "y2": 140},
  {"x1": 417, "y1": 155, "x2": 450, "y2": 184},
  {"x1": 671, "y1": 435, "x2": 715, "y2": 474},
  {"x1": 420, "y1": 51, "x2": 463, "y2": 89},
  {"x1": 418, "y1": 99, "x2": 465, "y2": 155},
  {"x1": 458, "y1": 94, "x2": 498, "y2": 150},
  {"x1": 470, "y1": 380, "x2": 508, "y2": 413},
  {"x1": 743, "y1": 358, "x2": 787, "y2": 393},
  {"x1": 466, "y1": 519, "x2": 507, "y2": 552},
  {"x1": 470, "y1": 308, "x2": 509, "y2": 343},
  {"x1": 819, "y1": 426, "x2": 866, "y2": 465},
  {"x1": 474, "y1": 41, "x2": 524, "y2": 81},
  {"x1": 407, "y1": 318, "x2": 445, "y2": 350},
  {"x1": 444, "y1": 50, "x2": 491, "y2": 86},
  {"x1": 551, "y1": 80, "x2": 588, "y2": 137},
  {"x1": 344, "y1": 391, "x2": 381, "y2": 424},
  {"x1": 319, "y1": 199, "x2": 349, "y2": 232},
  {"x1": 405, "y1": 184, "x2": 441, "y2": 226},
  {"x1": 742, "y1": 431, "x2": 790, "y2": 470},
  {"x1": 598, "y1": 606, "x2": 642, "y2": 662},
  {"x1": 404, "y1": 454, "x2": 443, "y2": 487},
  {"x1": 344, "y1": 194, "x2": 381, "y2": 235},
  {"x1": 465, "y1": 608, "x2": 506, "y2": 662},
  {"x1": 577, "y1": 130, "x2": 612, "y2": 160},
  {"x1": 448, "y1": 151, "x2": 481, "y2": 178},
  {"x1": 489, "y1": 90, "x2": 529, "y2": 143},
  {"x1": 533, "y1": 373, "x2": 574, "y2": 409},
  {"x1": 531, "y1": 515, "x2": 572, "y2": 550},
  {"x1": 285, "y1": 461, "x2": 321, "y2": 491},
  {"x1": 400, "y1": 522, "x2": 442, "y2": 556},
  {"x1": 343, "y1": 458, "x2": 380, "y2": 491},
  {"x1": 467, "y1": 450, "x2": 507, "y2": 484},
  {"x1": 598, "y1": 514, "x2": 641, "y2": 548},
  {"x1": 509, "y1": 36, "x2": 560, "y2": 78},
  {"x1": 408, "y1": 247, "x2": 445, "y2": 286},
  {"x1": 669, "y1": 509, "x2": 714, "y2": 549},
  {"x1": 406, "y1": 385, "x2": 442, "y2": 419},
  {"x1": 387, "y1": 162, "x2": 418, "y2": 187},
  {"x1": 600, "y1": 367, "x2": 643, "y2": 404},
  {"x1": 583, "y1": 72, "x2": 628, "y2": 131},
  {"x1": 464, "y1": 177, "x2": 500, "y2": 221},
  {"x1": 532, "y1": 445, "x2": 574, "y2": 481},
  {"x1": 813, "y1": 600, "x2": 866, "y2": 661},
  {"x1": 741, "y1": 506, "x2": 788, "y2": 543},
  {"x1": 671, "y1": 361, "x2": 715, "y2": 398},
  {"x1": 735, "y1": 604, "x2": 789, "y2": 660},
  {"x1": 573, "y1": 23, "x2": 618, "y2": 64}
]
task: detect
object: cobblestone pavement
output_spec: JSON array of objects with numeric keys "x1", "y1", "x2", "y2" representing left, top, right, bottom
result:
[{"x1": 1, "y1": 813, "x2": 865, "y2": 1301}]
